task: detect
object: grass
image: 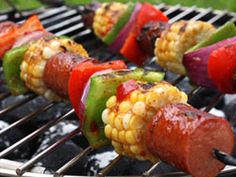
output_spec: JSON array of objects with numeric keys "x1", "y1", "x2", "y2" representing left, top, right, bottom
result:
[{"x1": 1, "y1": 0, "x2": 236, "y2": 12}]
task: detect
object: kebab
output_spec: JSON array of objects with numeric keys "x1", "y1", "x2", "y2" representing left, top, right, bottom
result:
[
  {"x1": 102, "y1": 80, "x2": 234, "y2": 177},
  {"x1": 84, "y1": 2, "x2": 236, "y2": 94},
  {"x1": 1, "y1": 8, "x2": 236, "y2": 177},
  {"x1": 0, "y1": 15, "x2": 165, "y2": 147}
]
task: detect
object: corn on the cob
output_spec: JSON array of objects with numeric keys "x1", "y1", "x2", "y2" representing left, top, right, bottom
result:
[
  {"x1": 102, "y1": 81, "x2": 187, "y2": 162},
  {"x1": 93, "y1": 2, "x2": 127, "y2": 39},
  {"x1": 155, "y1": 20, "x2": 216, "y2": 75},
  {"x1": 20, "y1": 37, "x2": 88, "y2": 101}
]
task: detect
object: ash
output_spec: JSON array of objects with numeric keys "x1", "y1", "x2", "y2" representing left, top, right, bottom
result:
[{"x1": 87, "y1": 150, "x2": 118, "y2": 175}]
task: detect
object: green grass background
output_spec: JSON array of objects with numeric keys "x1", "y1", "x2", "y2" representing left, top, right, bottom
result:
[{"x1": 1, "y1": 0, "x2": 236, "y2": 12}]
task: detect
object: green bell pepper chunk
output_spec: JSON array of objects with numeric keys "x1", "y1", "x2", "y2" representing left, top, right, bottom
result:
[
  {"x1": 3, "y1": 45, "x2": 29, "y2": 95},
  {"x1": 83, "y1": 68, "x2": 165, "y2": 148},
  {"x1": 188, "y1": 22, "x2": 236, "y2": 53},
  {"x1": 102, "y1": 2, "x2": 135, "y2": 45}
]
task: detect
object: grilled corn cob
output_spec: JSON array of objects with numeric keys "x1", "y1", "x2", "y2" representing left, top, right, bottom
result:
[
  {"x1": 102, "y1": 81, "x2": 187, "y2": 162},
  {"x1": 155, "y1": 20, "x2": 216, "y2": 75},
  {"x1": 93, "y1": 2, "x2": 127, "y2": 39},
  {"x1": 20, "y1": 37, "x2": 88, "y2": 101}
]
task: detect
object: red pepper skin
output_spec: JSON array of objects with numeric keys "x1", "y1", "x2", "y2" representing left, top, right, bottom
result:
[
  {"x1": 0, "y1": 15, "x2": 44, "y2": 58},
  {"x1": 120, "y1": 3, "x2": 168, "y2": 65},
  {"x1": 117, "y1": 80, "x2": 139, "y2": 101},
  {"x1": 68, "y1": 60, "x2": 127, "y2": 121},
  {"x1": 208, "y1": 43, "x2": 236, "y2": 93}
]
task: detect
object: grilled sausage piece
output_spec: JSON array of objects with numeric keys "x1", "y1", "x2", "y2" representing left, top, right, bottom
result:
[
  {"x1": 43, "y1": 52, "x2": 88, "y2": 98},
  {"x1": 146, "y1": 103, "x2": 234, "y2": 177},
  {"x1": 137, "y1": 21, "x2": 169, "y2": 55},
  {"x1": 82, "y1": 3, "x2": 101, "y2": 29}
]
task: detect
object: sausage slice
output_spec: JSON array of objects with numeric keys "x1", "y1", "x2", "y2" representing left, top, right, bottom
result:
[{"x1": 146, "y1": 103, "x2": 234, "y2": 177}]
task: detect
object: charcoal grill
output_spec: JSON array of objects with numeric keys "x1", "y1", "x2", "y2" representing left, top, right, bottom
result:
[{"x1": 0, "y1": 2, "x2": 236, "y2": 177}]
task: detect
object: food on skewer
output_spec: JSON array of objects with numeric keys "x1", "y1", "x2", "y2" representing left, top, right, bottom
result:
[
  {"x1": 91, "y1": 2, "x2": 169, "y2": 65},
  {"x1": 93, "y1": 2, "x2": 128, "y2": 41},
  {"x1": 83, "y1": 2, "x2": 236, "y2": 93},
  {"x1": 208, "y1": 43, "x2": 236, "y2": 93},
  {"x1": 20, "y1": 37, "x2": 88, "y2": 101},
  {"x1": 102, "y1": 80, "x2": 234, "y2": 177},
  {"x1": 102, "y1": 80, "x2": 187, "y2": 162},
  {"x1": 1, "y1": 15, "x2": 164, "y2": 148},
  {"x1": 1, "y1": 9, "x2": 236, "y2": 177},
  {"x1": 70, "y1": 69, "x2": 164, "y2": 148},
  {"x1": 146, "y1": 103, "x2": 234, "y2": 177},
  {"x1": 0, "y1": 15, "x2": 45, "y2": 58},
  {"x1": 137, "y1": 21, "x2": 169, "y2": 55},
  {"x1": 155, "y1": 20, "x2": 216, "y2": 75},
  {"x1": 183, "y1": 22, "x2": 236, "y2": 93}
]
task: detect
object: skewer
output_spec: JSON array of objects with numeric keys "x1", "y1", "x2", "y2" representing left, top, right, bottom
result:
[{"x1": 214, "y1": 150, "x2": 236, "y2": 166}]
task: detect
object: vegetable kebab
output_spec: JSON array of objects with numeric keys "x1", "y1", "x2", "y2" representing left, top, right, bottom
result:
[
  {"x1": 1, "y1": 15, "x2": 165, "y2": 148},
  {"x1": 0, "y1": 8, "x2": 235, "y2": 177},
  {"x1": 84, "y1": 1, "x2": 236, "y2": 94}
]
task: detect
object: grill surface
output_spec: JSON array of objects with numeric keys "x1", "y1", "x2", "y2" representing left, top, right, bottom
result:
[{"x1": 0, "y1": 3, "x2": 236, "y2": 177}]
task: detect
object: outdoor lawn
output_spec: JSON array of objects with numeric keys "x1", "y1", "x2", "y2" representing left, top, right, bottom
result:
[{"x1": 0, "y1": 0, "x2": 236, "y2": 12}]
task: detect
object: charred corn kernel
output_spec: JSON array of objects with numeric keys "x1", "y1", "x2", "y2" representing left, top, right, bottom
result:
[
  {"x1": 102, "y1": 108, "x2": 109, "y2": 124},
  {"x1": 105, "y1": 124, "x2": 112, "y2": 139},
  {"x1": 20, "y1": 37, "x2": 88, "y2": 101},
  {"x1": 93, "y1": 2, "x2": 127, "y2": 39},
  {"x1": 114, "y1": 117, "x2": 122, "y2": 130},
  {"x1": 130, "y1": 91, "x2": 138, "y2": 104},
  {"x1": 118, "y1": 130, "x2": 126, "y2": 143},
  {"x1": 130, "y1": 145, "x2": 142, "y2": 154},
  {"x1": 137, "y1": 93, "x2": 145, "y2": 102},
  {"x1": 119, "y1": 101, "x2": 132, "y2": 113},
  {"x1": 112, "y1": 141, "x2": 123, "y2": 152},
  {"x1": 126, "y1": 130, "x2": 138, "y2": 144},
  {"x1": 129, "y1": 115, "x2": 145, "y2": 129},
  {"x1": 103, "y1": 81, "x2": 188, "y2": 162},
  {"x1": 112, "y1": 128, "x2": 119, "y2": 141},
  {"x1": 122, "y1": 113, "x2": 132, "y2": 130},
  {"x1": 106, "y1": 96, "x2": 117, "y2": 108},
  {"x1": 132, "y1": 101, "x2": 146, "y2": 117},
  {"x1": 155, "y1": 20, "x2": 216, "y2": 75}
]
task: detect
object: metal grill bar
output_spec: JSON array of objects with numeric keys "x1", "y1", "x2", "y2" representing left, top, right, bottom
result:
[
  {"x1": 207, "y1": 11, "x2": 228, "y2": 24},
  {"x1": 190, "y1": 8, "x2": 212, "y2": 21},
  {"x1": 16, "y1": 127, "x2": 81, "y2": 176},
  {"x1": 46, "y1": 15, "x2": 82, "y2": 32},
  {"x1": 0, "y1": 93, "x2": 37, "y2": 116},
  {"x1": 0, "y1": 109, "x2": 74, "y2": 158},
  {"x1": 204, "y1": 94, "x2": 225, "y2": 112},
  {"x1": 54, "y1": 146, "x2": 94, "y2": 177},
  {"x1": 163, "y1": 4, "x2": 181, "y2": 16},
  {"x1": 168, "y1": 6, "x2": 196, "y2": 23},
  {"x1": 143, "y1": 161, "x2": 161, "y2": 176},
  {"x1": 97, "y1": 155, "x2": 123, "y2": 177},
  {"x1": 41, "y1": 9, "x2": 77, "y2": 26},
  {"x1": 0, "y1": 102, "x2": 55, "y2": 136}
]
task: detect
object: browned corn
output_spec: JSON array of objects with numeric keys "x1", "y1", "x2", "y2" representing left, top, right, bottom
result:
[
  {"x1": 20, "y1": 37, "x2": 88, "y2": 101},
  {"x1": 93, "y1": 2, "x2": 127, "y2": 39},
  {"x1": 155, "y1": 20, "x2": 216, "y2": 75},
  {"x1": 102, "y1": 81, "x2": 188, "y2": 162}
]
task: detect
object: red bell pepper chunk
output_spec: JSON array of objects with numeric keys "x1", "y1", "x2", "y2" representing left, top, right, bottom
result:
[
  {"x1": 135, "y1": 3, "x2": 169, "y2": 35},
  {"x1": 208, "y1": 43, "x2": 236, "y2": 93},
  {"x1": 0, "y1": 15, "x2": 45, "y2": 58},
  {"x1": 120, "y1": 3, "x2": 168, "y2": 65},
  {"x1": 68, "y1": 60, "x2": 127, "y2": 120},
  {"x1": 117, "y1": 80, "x2": 139, "y2": 101}
]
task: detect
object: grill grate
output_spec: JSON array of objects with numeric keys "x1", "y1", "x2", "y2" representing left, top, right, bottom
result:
[{"x1": 0, "y1": 3, "x2": 236, "y2": 177}]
